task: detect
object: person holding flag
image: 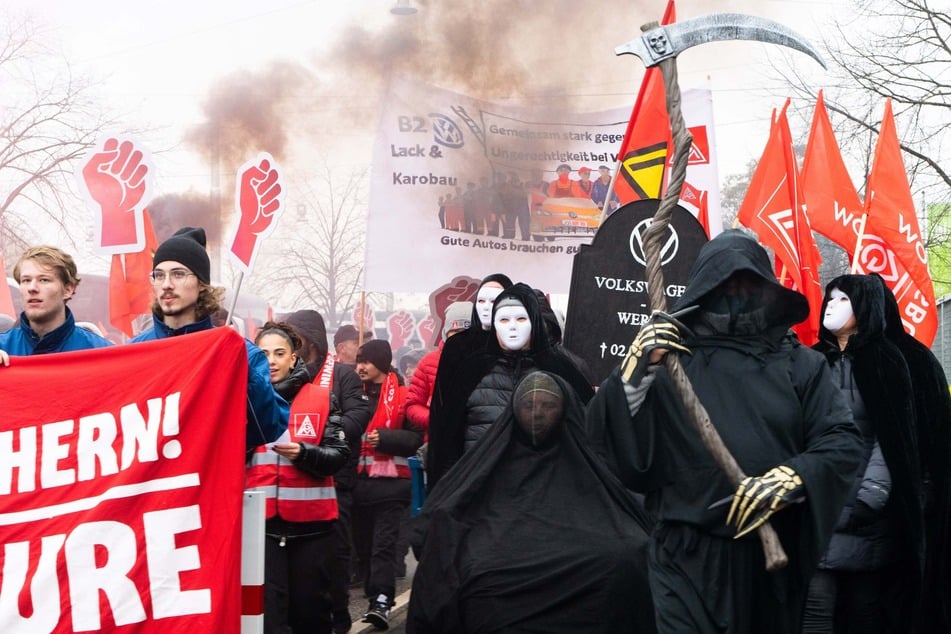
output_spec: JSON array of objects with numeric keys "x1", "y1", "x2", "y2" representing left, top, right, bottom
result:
[
  {"x1": 0, "y1": 245, "x2": 112, "y2": 365},
  {"x1": 131, "y1": 226, "x2": 288, "y2": 448}
]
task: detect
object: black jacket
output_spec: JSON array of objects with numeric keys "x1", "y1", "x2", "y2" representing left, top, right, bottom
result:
[
  {"x1": 813, "y1": 275, "x2": 922, "y2": 602},
  {"x1": 266, "y1": 358, "x2": 351, "y2": 537},
  {"x1": 329, "y1": 363, "x2": 373, "y2": 491}
]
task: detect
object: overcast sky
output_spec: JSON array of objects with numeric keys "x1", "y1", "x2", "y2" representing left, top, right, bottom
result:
[{"x1": 2, "y1": 0, "x2": 844, "y2": 284}]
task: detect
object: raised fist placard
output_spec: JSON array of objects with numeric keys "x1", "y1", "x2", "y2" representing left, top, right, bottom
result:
[
  {"x1": 229, "y1": 152, "x2": 286, "y2": 274},
  {"x1": 78, "y1": 136, "x2": 154, "y2": 254}
]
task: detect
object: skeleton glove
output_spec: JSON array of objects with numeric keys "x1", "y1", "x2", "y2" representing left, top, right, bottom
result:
[
  {"x1": 620, "y1": 310, "x2": 692, "y2": 387},
  {"x1": 726, "y1": 465, "x2": 804, "y2": 538}
]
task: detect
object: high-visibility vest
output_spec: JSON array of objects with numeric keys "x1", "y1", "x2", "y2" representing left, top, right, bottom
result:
[{"x1": 246, "y1": 356, "x2": 338, "y2": 522}]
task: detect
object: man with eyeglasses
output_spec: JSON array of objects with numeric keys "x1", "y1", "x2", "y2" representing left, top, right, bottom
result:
[
  {"x1": 0, "y1": 245, "x2": 113, "y2": 366},
  {"x1": 132, "y1": 226, "x2": 288, "y2": 448}
]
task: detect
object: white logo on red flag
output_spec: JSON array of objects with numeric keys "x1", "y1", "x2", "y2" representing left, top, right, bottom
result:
[
  {"x1": 77, "y1": 135, "x2": 155, "y2": 255},
  {"x1": 229, "y1": 152, "x2": 286, "y2": 275}
]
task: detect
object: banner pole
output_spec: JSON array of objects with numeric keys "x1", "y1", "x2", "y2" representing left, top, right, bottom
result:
[
  {"x1": 226, "y1": 272, "x2": 245, "y2": 328},
  {"x1": 358, "y1": 292, "x2": 367, "y2": 346}
]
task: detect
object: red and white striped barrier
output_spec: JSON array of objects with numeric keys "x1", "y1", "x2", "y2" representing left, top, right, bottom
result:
[{"x1": 241, "y1": 490, "x2": 266, "y2": 633}]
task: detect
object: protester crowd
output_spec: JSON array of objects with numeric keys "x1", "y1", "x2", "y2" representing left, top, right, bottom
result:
[{"x1": 2, "y1": 226, "x2": 950, "y2": 634}]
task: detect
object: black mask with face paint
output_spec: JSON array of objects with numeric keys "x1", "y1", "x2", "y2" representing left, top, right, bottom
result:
[{"x1": 513, "y1": 372, "x2": 565, "y2": 449}]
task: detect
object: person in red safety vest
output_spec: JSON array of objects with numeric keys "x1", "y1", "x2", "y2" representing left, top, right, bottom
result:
[
  {"x1": 548, "y1": 163, "x2": 575, "y2": 198},
  {"x1": 352, "y1": 339, "x2": 424, "y2": 630},
  {"x1": 246, "y1": 321, "x2": 350, "y2": 634}
]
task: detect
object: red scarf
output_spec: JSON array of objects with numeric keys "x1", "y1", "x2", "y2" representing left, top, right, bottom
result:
[{"x1": 361, "y1": 371, "x2": 405, "y2": 477}]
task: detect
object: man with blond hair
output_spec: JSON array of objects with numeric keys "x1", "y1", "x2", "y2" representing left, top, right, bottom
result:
[{"x1": 0, "y1": 245, "x2": 112, "y2": 365}]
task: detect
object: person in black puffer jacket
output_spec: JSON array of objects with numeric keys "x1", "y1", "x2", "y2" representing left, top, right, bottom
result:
[
  {"x1": 427, "y1": 282, "x2": 594, "y2": 488},
  {"x1": 803, "y1": 275, "x2": 924, "y2": 634},
  {"x1": 247, "y1": 322, "x2": 351, "y2": 634}
]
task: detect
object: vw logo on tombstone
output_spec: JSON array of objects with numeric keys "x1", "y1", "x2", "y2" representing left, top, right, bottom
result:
[{"x1": 629, "y1": 218, "x2": 679, "y2": 267}]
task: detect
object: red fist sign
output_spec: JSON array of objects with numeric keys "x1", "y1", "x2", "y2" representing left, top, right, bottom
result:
[
  {"x1": 387, "y1": 311, "x2": 416, "y2": 350},
  {"x1": 79, "y1": 136, "x2": 154, "y2": 254},
  {"x1": 229, "y1": 153, "x2": 286, "y2": 274}
]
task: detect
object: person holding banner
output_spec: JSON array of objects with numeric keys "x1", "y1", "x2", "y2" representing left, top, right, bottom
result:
[
  {"x1": 0, "y1": 245, "x2": 112, "y2": 365},
  {"x1": 246, "y1": 321, "x2": 350, "y2": 634},
  {"x1": 131, "y1": 226, "x2": 289, "y2": 448}
]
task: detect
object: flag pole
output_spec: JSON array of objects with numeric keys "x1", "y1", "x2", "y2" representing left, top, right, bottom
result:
[
  {"x1": 597, "y1": 163, "x2": 624, "y2": 227},
  {"x1": 226, "y1": 271, "x2": 245, "y2": 327},
  {"x1": 358, "y1": 291, "x2": 367, "y2": 346}
]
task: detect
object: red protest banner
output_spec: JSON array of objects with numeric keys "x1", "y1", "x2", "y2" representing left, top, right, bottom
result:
[{"x1": 0, "y1": 328, "x2": 247, "y2": 632}]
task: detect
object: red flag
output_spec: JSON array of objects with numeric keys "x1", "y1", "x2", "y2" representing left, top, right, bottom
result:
[
  {"x1": 737, "y1": 100, "x2": 824, "y2": 345},
  {"x1": 802, "y1": 91, "x2": 865, "y2": 251},
  {"x1": 109, "y1": 209, "x2": 159, "y2": 337},
  {"x1": 613, "y1": 0, "x2": 675, "y2": 204},
  {"x1": 0, "y1": 252, "x2": 15, "y2": 318},
  {"x1": 859, "y1": 100, "x2": 937, "y2": 345},
  {"x1": 680, "y1": 180, "x2": 710, "y2": 237}
]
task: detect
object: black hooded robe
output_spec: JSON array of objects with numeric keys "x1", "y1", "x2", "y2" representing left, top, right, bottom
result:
[
  {"x1": 427, "y1": 282, "x2": 594, "y2": 488},
  {"x1": 587, "y1": 230, "x2": 863, "y2": 634},
  {"x1": 407, "y1": 372, "x2": 656, "y2": 633},
  {"x1": 427, "y1": 273, "x2": 512, "y2": 486},
  {"x1": 875, "y1": 274, "x2": 951, "y2": 633},
  {"x1": 809, "y1": 274, "x2": 924, "y2": 632}
]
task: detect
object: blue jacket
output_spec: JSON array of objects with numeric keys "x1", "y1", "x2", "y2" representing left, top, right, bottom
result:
[
  {"x1": 0, "y1": 309, "x2": 112, "y2": 355},
  {"x1": 132, "y1": 314, "x2": 289, "y2": 448}
]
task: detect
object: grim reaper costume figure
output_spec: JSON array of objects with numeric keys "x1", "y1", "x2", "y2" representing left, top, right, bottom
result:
[
  {"x1": 408, "y1": 371, "x2": 655, "y2": 633},
  {"x1": 587, "y1": 230, "x2": 863, "y2": 634}
]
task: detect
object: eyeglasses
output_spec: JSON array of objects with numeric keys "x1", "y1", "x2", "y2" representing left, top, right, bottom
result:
[{"x1": 149, "y1": 269, "x2": 196, "y2": 285}]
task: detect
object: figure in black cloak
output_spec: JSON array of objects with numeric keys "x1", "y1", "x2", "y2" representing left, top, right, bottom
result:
[
  {"x1": 801, "y1": 274, "x2": 923, "y2": 633},
  {"x1": 876, "y1": 274, "x2": 951, "y2": 633},
  {"x1": 427, "y1": 273, "x2": 511, "y2": 486},
  {"x1": 587, "y1": 230, "x2": 863, "y2": 634},
  {"x1": 427, "y1": 282, "x2": 594, "y2": 488},
  {"x1": 407, "y1": 371, "x2": 656, "y2": 633}
]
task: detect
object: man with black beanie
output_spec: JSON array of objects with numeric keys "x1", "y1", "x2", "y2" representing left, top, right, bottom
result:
[
  {"x1": 131, "y1": 226, "x2": 288, "y2": 449},
  {"x1": 284, "y1": 308, "x2": 373, "y2": 633},
  {"x1": 352, "y1": 339, "x2": 423, "y2": 630}
]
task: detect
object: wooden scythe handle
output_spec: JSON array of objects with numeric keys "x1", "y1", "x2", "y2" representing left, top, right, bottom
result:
[{"x1": 642, "y1": 57, "x2": 788, "y2": 571}]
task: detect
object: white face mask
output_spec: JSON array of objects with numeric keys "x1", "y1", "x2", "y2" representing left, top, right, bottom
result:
[
  {"x1": 823, "y1": 288, "x2": 855, "y2": 333},
  {"x1": 476, "y1": 285, "x2": 504, "y2": 330},
  {"x1": 494, "y1": 304, "x2": 532, "y2": 351}
]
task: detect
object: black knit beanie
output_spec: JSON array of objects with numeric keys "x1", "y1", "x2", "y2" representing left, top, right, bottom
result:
[
  {"x1": 356, "y1": 339, "x2": 392, "y2": 372},
  {"x1": 153, "y1": 227, "x2": 211, "y2": 284}
]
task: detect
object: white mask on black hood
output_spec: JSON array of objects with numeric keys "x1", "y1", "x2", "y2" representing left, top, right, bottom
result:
[
  {"x1": 822, "y1": 288, "x2": 855, "y2": 333},
  {"x1": 476, "y1": 284, "x2": 504, "y2": 330}
]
